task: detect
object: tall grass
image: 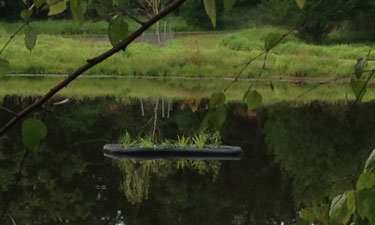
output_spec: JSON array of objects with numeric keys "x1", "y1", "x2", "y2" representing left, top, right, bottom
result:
[
  {"x1": 0, "y1": 26, "x2": 373, "y2": 78},
  {"x1": 0, "y1": 77, "x2": 374, "y2": 103}
]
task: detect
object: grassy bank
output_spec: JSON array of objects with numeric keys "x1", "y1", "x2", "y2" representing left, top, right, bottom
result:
[
  {"x1": 1, "y1": 77, "x2": 374, "y2": 103},
  {"x1": 0, "y1": 25, "x2": 374, "y2": 79}
]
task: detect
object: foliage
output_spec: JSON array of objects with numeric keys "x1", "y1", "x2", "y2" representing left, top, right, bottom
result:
[
  {"x1": 265, "y1": 102, "x2": 375, "y2": 224},
  {"x1": 328, "y1": 149, "x2": 375, "y2": 225},
  {"x1": 178, "y1": 0, "x2": 221, "y2": 29},
  {"x1": 191, "y1": 132, "x2": 208, "y2": 148},
  {"x1": 21, "y1": 117, "x2": 47, "y2": 151},
  {"x1": 118, "y1": 130, "x2": 222, "y2": 149},
  {"x1": 176, "y1": 135, "x2": 189, "y2": 147},
  {"x1": 2, "y1": 25, "x2": 374, "y2": 80},
  {"x1": 260, "y1": 0, "x2": 375, "y2": 43},
  {"x1": 138, "y1": 137, "x2": 154, "y2": 147},
  {"x1": 108, "y1": 16, "x2": 129, "y2": 47},
  {"x1": 244, "y1": 89, "x2": 262, "y2": 110},
  {"x1": 120, "y1": 131, "x2": 136, "y2": 147}
]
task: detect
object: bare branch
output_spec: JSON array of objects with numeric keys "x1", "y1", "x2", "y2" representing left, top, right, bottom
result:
[
  {"x1": 0, "y1": 106, "x2": 18, "y2": 116},
  {"x1": 0, "y1": 0, "x2": 187, "y2": 137}
]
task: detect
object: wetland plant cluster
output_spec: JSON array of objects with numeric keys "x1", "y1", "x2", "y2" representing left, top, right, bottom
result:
[{"x1": 119, "y1": 131, "x2": 222, "y2": 149}]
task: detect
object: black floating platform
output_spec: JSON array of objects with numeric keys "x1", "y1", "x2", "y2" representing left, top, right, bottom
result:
[{"x1": 103, "y1": 144, "x2": 243, "y2": 160}]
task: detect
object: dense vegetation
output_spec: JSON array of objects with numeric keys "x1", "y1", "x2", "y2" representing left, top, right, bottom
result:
[
  {"x1": 0, "y1": 26, "x2": 373, "y2": 78},
  {"x1": 1, "y1": 0, "x2": 375, "y2": 42}
]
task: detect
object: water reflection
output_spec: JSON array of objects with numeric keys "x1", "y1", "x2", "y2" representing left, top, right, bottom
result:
[{"x1": 1, "y1": 96, "x2": 373, "y2": 224}]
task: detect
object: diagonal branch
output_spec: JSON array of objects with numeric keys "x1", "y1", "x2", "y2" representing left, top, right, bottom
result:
[{"x1": 0, "y1": 0, "x2": 186, "y2": 137}]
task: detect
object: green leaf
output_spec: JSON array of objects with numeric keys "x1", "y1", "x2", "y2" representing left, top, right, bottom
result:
[
  {"x1": 355, "y1": 57, "x2": 367, "y2": 79},
  {"x1": 204, "y1": 0, "x2": 216, "y2": 28},
  {"x1": 223, "y1": 0, "x2": 236, "y2": 12},
  {"x1": 356, "y1": 188, "x2": 375, "y2": 224},
  {"x1": 25, "y1": 26, "x2": 39, "y2": 52},
  {"x1": 364, "y1": 149, "x2": 375, "y2": 173},
  {"x1": 47, "y1": 0, "x2": 67, "y2": 16},
  {"x1": 357, "y1": 172, "x2": 375, "y2": 190},
  {"x1": 210, "y1": 92, "x2": 226, "y2": 109},
  {"x1": 244, "y1": 90, "x2": 262, "y2": 110},
  {"x1": 0, "y1": 59, "x2": 10, "y2": 76},
  {"x1": 35, "y1": 0, "x2": 47, "y2": 8},
  {"x1": 108, "y1": 16, "x2": 129, "y2": 47},
  {"x1": 20, "y1": 9, "x2": 33, "y2": 21},
  {"x1": 22, "y1": 118, "x2": 47, "y2": 151},
  {"x1": 329, "y1": 193, "x2": 347, "y2": 219},
  {"x1": 296, "y1": 0, "x2": 306, "y2": 9},
  {"x1": 70, "y1": 0, "x2": 87, "y2": 25},
  {"x1": 351, "y1": 78, "x2": 367, "y2": 102},
  {"x1": 346, "y1": 190, "x2": 356, "y2": 224},
  {"x1": 201, "y1": 107, "x2": 227, "y2": 131},
  {"x1": 264, "y1": 33, "x2": 283, "y2": 51}
]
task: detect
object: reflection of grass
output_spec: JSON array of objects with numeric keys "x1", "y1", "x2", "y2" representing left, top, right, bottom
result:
[
  {"x1": 1, "y1": 77, "x2": 375, "y2": 103},
  {"x1": 0, "y1": 26, "x2": 373, "y2": 79}
]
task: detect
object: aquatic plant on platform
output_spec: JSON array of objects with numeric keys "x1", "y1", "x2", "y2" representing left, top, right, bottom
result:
[{"x1": 103, "y1": 132, "x2": 243, "y2": 160}]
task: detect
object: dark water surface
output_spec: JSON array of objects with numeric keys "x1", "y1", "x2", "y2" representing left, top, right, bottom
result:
[{"x1": 1, "y1": 96, "x2": 374, "y2": 225}]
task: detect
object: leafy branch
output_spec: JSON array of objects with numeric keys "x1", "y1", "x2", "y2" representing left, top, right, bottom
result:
[
  {"x1": 0, "y1": 0, "x2": 69, "y2": 57},
  {"x1": 0, "y1": 23, "x2": 27, "y2": 56},
  {"x1": 0, "y1": 0, "x2": 187, "y2": 137}
]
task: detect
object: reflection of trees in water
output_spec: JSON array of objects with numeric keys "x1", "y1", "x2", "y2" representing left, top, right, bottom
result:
[
  {"x1": 265, "y1": 102, "x2": 375, "y2": 224},
  {"x1": 0, "y1": 96, "x2": 296, "y2": 225}
]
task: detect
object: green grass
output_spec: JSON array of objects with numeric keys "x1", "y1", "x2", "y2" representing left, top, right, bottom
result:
[
  {"x1": 1, "y1": 76, "x2": 375, "y2": 104},
  {"x1": 0, "y1": 25, "x2": 374, "y2": 79}
]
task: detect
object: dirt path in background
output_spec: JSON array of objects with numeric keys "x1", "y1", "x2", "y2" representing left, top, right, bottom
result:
[
  {"x1": 65, "y1": 32, "x2": 231, "y2": 45},
  {"x1": 5, "y1": 74, "x2": 358, "y2": 85}
]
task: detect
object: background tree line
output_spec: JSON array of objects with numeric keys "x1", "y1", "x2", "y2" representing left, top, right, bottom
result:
[{"x1": 1, "y1": 0, "x2": 375, "y2": 42}]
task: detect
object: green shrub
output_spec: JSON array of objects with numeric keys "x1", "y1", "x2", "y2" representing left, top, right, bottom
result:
[
  {"x1": 258, "y1": 0, "x2": 375, "y2": 43},
  {"x1": 178, "y1": 0, "x2": 225, "y2": 29}
]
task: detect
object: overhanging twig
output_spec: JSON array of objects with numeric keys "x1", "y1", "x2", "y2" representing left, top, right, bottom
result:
[
  {"x1": 223, "y1": 27, "x2": 296, "y2": 93},
  {"x1": 0, "y1": 23, "x2": 27, "y2": 56},
  {"x1": 0, "y1": 0, "x2": 187, "y2": 137}
]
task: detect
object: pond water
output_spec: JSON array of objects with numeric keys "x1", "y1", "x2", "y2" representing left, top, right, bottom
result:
[{"x1": 0, "y1": 96, "x2": 374, "y2": 225}]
